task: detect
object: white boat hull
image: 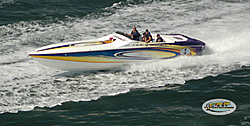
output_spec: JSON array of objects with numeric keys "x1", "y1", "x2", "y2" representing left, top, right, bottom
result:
[{"x1": 33, "y1": 57, "x2": 132, "y2": 71}]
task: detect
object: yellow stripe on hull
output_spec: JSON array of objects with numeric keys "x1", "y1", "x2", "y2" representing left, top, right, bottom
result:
[{"x1": 30, "y1": 55, "x2": 135, "y2": 63}]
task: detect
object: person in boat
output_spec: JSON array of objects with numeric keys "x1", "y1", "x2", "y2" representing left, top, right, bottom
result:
[
  {"x1": 141, "y1": 32, "x2": 147, "y2": 42},
  {"x1": 125, "y1": 27, "x2": 141, "y2": 41},
  {"x1": 156, "y1": 34, "x2": 163, "y2": 42},
  {"x1": 145, "y1": 29, "x2": 152, "y2": 42}
]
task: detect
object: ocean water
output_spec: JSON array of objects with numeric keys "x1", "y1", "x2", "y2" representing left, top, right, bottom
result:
[{"x1": 0, "y1": 0, "x2": 250, "y2": 125}]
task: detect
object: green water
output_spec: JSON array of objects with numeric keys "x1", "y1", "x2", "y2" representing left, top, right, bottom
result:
[{"x1": 1, "y1": 67, "x2": 249, "y2": 125}]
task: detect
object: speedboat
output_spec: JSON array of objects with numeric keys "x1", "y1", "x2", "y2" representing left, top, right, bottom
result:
[{"x1": 28, "y1": 31, "x2": 205, "y2": 71}]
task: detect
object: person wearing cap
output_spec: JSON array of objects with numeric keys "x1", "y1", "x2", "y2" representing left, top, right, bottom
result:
[{"x1": 156, "y1": 34, "x2": 163, "y2": 42}]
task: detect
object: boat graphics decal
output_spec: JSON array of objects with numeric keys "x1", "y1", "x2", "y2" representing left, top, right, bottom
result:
[
  {"x1": 29, "y1": 47, "x2": 197, "y2": 63},
  {"x1": 114, "y1": 50, "x2": 177, "y2": 59},
  {"x1": 31, "y1": 56, "x2": 135, "y2": 63}
]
